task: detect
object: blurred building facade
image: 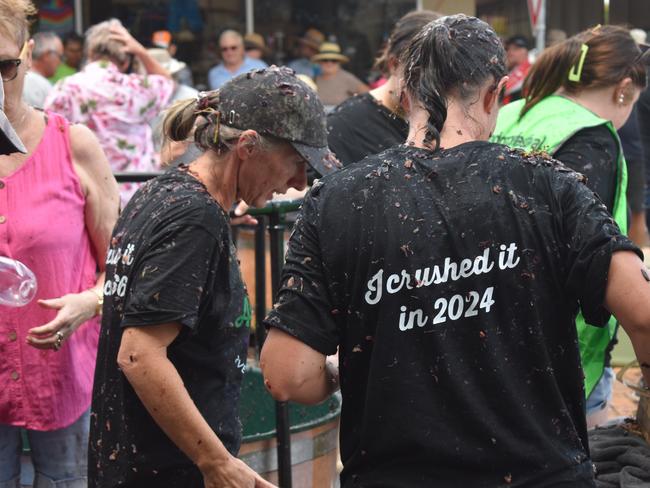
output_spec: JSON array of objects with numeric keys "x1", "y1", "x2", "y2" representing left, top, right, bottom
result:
[{"x1": 30, "y1": 0, "x2": 649, "y2": 87}]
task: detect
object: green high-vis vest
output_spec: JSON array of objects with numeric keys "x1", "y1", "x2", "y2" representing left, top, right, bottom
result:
[{"x1": 492, "y1": 95, "x2": 628, "y2": 398}]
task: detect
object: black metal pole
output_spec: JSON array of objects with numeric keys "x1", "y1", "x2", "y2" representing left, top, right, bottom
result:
[
  {"x1": 253, "y1": 217, "x2": 267, "y2": 356},
  {"x1": 269, "y1": 208, "x2": 292, "y2": 488}
]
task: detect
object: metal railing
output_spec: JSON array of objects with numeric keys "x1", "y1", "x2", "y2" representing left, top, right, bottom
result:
[{"x1": 114, "y1": 171, "x2": 301, "y2": 487}]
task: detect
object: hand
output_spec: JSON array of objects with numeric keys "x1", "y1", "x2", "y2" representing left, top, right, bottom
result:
[
  {"x1": 108, "y1": 23, "x2": 144, "y2": 56},
  {"x1": 202, "y1": 456, "x2": 276, "y2": 488},
  {"x1": 231, "y1": 201, "x2": 258, "y2": 227},
  {"x1": 26, "y1": 291, "x2": 98, "y2": 351}
]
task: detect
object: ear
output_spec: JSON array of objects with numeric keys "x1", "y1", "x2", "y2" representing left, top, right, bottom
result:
[
  {"x1": 483, "y1": 76, "x2": 508, "y2": 114},
  {"x1": 614, "y1": 77, "x2": 634, "y2": 105},
  {"x1": 25, "y1": 39, "x2": 35, "y2": 69},
  {"x1": 235, "y1": 129, "x2": 259, "y2": 161}
]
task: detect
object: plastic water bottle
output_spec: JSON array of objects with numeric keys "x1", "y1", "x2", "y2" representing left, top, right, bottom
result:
[{"x1": 0, "y1": 256, "x2": 37, "y2": 307}]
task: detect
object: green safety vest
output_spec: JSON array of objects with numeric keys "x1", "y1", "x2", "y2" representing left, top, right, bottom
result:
[{"x1": 492, "y1": 95, "x2": 628, "y2": 398}]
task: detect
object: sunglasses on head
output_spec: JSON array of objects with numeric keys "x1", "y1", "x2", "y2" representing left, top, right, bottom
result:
[{"x1": 0, "y1": 42, "x2": 28, "y2": 82}]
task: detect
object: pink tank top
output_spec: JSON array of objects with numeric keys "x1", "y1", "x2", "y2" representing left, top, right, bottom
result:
[{"x1": 0, "y1": 111, "x2": 100, "y2": 430}]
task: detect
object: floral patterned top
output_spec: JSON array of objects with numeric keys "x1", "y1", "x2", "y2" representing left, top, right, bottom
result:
[{"x1": 45, "y1": 61, "x2": 174, "y2": 204}]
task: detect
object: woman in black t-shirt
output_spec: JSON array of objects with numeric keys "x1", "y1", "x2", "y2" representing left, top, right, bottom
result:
[
  {"x1": 261, "y1": 15, "x2": 650, "y2": 488},
  {"x1": 88, "y1": 67, "x2": 339, "y2": 488},
  {"x1": 492, "y1": 26, "x2": 649, "y2": 427},
  {"x1": 327, "y1": 9, "x2": 440, "y2": 166}
]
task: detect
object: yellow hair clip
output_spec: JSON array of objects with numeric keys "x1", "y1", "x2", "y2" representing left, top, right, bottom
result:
[{"x1": 568, "y1": 43, "x2": 589, "y2": 82}]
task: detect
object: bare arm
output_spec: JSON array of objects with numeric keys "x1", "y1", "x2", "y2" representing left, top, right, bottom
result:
[
  {"x1": 260, "y1": 328, "x2": 339, "y2": 405},
  {"x1": 118, "y1": 323, "x2": 274, "y2": 488},
  {"x1": 28, "y1": 124, "x2": 120, "y2": 349},
  {"x1": 605, "y1": 250, "x2": 650, "y2": 387},
  {"x1": 109, "y1": 24, "x2": 172, "y2": 79}
]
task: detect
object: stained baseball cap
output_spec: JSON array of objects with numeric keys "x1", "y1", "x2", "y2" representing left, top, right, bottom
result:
[{"x1": 215, "y1": 65, "x2": 341, "y2": 176}]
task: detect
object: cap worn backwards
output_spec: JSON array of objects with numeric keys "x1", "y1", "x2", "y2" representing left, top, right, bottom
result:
[{"x1": 215, "y1": 65, "x2": 341, "y2": 176}]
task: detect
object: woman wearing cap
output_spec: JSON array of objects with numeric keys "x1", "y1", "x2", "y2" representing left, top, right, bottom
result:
[
  {"x1": 312, "y1": 41, "x2": 369, "y2": 110},
  {"x1": 88, "y1": 66, "x2": 337, "y2": 488},
  {"x1": 492, "y1": 25, "x2": 648, "y2": 428}
]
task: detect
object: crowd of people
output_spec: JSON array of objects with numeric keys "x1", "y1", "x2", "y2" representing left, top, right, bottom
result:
[{"x1": 2, "y1": 0, "x2": 650, "y2": 487}]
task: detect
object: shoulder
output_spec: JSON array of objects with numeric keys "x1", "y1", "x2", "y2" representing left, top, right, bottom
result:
[
  {"x1": 146, "y1": 170, "x2": 229, "y2": 235},
  {"x1": 329, "y1": 93, "x2": 372, "y2": 117},
  {"x1": 245, "y1": 58, "x2": 268, "y2": 69},
  {"x1": 68, "y1": 122, "x2": 104, "y2": 163},
  {"x1": 313, "y1": 146, "x2": 407, "y2": 198},
  {"x1": 209, "y1": 63, "x2": 225, "y2": 74},
  {"x1": 339, "y1": 69, "x2": 362, "y2": 83}
]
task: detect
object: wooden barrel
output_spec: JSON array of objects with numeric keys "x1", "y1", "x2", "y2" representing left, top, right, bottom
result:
[{"x1": 238, "y1": 367, "x2": 341, "y2": 486}]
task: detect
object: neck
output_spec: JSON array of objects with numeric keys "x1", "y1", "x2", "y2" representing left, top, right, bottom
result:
[
  {"x1": 189, "y1": 151, "x2": 239, "y2": 211},
  {"x1": 557, "y1": 87, "x2": 615, "y2": 120},
  {"x1": 5, "y1": 97, "x2": 30, "y2": 133},
  {"x1": 406, "y1": 101, "x2": 486, "y2": 150},
  {"x1": 369, "y1": 75, "x2": 402, "y2": 114},
  {"x1": 226, "y1": 59, "x2": 244, "y2": 72},
  {"x1": 32, "y1": 61, "x2": 47, "y2": 78}
]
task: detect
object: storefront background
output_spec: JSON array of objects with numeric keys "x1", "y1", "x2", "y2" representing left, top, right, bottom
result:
[{"x1": 31, "y1": 0, "x2": 650, "y2": 87}]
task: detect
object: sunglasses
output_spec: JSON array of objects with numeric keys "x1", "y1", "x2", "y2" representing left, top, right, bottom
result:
[
  {"x1": 220, "y1": 45, "x2": 240, "y2": 52},
  {"x1": 0, "y1": 42, "x2": 28, "y2": 82}
]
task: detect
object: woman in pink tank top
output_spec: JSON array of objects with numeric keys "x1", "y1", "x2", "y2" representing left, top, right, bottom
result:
[{"x1": 0, "y1": 2, "x2": 120, "y2": 485}]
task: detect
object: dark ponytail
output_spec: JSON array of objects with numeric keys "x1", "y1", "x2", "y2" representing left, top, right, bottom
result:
[
  {"x1": 521, "y1": 25, "x2": 648, "y2": 118},
  {"x1": 374, "y1": 10, "x2": 441, "y2": 74},
  {"x1": 403, "y1": 15, "x2": 507, "y2": 151}
]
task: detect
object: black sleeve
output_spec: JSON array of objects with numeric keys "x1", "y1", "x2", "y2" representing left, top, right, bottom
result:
[
  {"x1": 327, "y1": 110, "x2": 359, "y2": 167},
  {"x1": 559, "y1": 173, "x2": 642, "y2": 326},
  {"x1": 636, "y1": 88, "x2": 650, "y2": 208},
  {"x1": 554, "y1": 125, "x2": 618, "y2": 213},
  {"x1": 263, "y1": 184, "x2": 339, "y2": 355},
  {"x1": 122, "y1": 224, "x2": 222, "y2": 331}
]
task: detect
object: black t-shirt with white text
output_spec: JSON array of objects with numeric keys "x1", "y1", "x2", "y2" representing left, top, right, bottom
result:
[
  {"x1": 89, "y1": 167, "x2": 251, "y2": 487},
  {"x1": 327, "y1": 92, "x2": 408, "y2": 166},
  {"x1": 264, "y1": 142, "x2": 640, "y2": 487}
]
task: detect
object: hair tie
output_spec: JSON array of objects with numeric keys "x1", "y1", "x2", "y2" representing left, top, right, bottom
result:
[
  {"x1": 568, "y1": 43, "x2": 589, "y2": 82},
  {"x1": 196, "y1": 91, "x2": 211, "y2": 111},
  {"x1": 213, "y1": 111, "x2": 221, "y2": 145}
]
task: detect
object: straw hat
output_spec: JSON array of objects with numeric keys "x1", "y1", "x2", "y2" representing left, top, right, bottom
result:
[
  {"x1": 311, "y1": 42, "x2": 349, "y2": 63},
  {"x1": 244, "y1": 32, "x2": 267, "y2": 53},
  {"x1": 298, "y1": 28, "x2": 325, "y2": 51},
  {"x1": 147, "y1": 48, "x2": 187, "y2": 76}
]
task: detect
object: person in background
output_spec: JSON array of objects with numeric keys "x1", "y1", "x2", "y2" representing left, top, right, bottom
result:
[
  {"x1": 327, "y1": 10, "x2": 440, "y2": 166},
  {"x1": 312, "y1": 41, "x2": 368, "y2": 111},
  {"x1": 49, "y1": 31, "x2": 83, "y2": 83},
  {"x1": 22, "y1": 31, "x2": 62, "y2": 108},
  {"x1": 260, "y1": 15, "x2": 650, "y2": 487},
  {"x1": 208, "y1": 30, "x2": 267, "y2": 90},
  {"x1": 546, "y1": 28, "x2": 567, "y2": 46},
  {"x1": 152, "y1": 29, "x2": 193, "y2": 87},
  {"x1": 0, "y1": 1, "x2": 120, "y2": 486},
  {"x1": 45, "y1": 18, "x2": 174, "y2": 206},
  {"x1": 288, "y1": 28, "x2": 324, "y2": 78},
  {"x1": 147, "y1": 46, "x2": 198, "y2": 161},
  {"x1": 88, "y1": 66, "x2": 336, "y2": 488},
  {"x1": 502, "y1": 34, "x2": 531, "y2": 104},
  {"x1": 493, "y1": 25, "x2": 648, "y2": 427},
  {"x1": 244, "y1": 32, "x2": 268, "y2": 62}
]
